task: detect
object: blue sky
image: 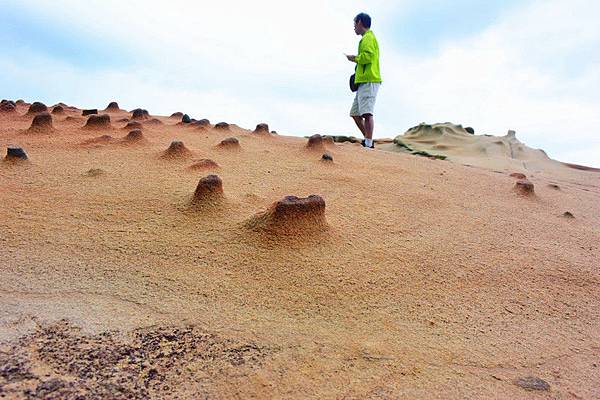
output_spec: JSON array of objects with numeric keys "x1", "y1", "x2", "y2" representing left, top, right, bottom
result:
[{"x1": 1, "y1": 0, "x2": 599, "y2": 167}]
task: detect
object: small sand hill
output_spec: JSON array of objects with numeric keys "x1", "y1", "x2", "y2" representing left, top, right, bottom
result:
[{"x1": 380, "y1": 123, "x2": 588, "y2": 177}]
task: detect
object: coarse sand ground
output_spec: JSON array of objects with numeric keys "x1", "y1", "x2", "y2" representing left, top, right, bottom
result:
[{"x1": 1, "y1": 102, "x2": 599, "y2": 399}]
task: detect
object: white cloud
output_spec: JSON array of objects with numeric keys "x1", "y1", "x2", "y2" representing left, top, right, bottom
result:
[{"x1": 3, "y1": 0, "x2": 600, "y2": 167}]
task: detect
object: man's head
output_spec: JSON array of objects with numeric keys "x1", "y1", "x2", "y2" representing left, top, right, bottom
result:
[{"x1": 354, "y1": 13, "x2": 371, "y2": 35}]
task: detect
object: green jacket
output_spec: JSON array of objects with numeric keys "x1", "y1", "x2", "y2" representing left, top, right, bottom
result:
[{"x1": 355, "y1": 30, "x2": 381, "y2": 84}]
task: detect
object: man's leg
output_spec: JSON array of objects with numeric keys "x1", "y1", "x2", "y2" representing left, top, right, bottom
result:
[
  {"x1": 352, "y1": 115, "x2": 367, "y2": 137},
  {"x1": 363, "y1": 113, "x2": 374, "y2": 139}
]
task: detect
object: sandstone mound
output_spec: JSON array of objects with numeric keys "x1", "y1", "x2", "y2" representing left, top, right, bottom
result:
[
  {"x1": 27, "y1": 102, "x2": 48, "y2": 114},
  {"x1": 215, "y1": 122, "x2": 229, "y2": 130},
  {"x1": 4, "y1": 146, "x2": 28, "y2": 161},
  {"x1": 509, "y1": 172, "x2": 526, "y2": 179},
  {"x1": 218, "y1": 137, "x2": 240, "y2": 149},
  {"x1": 192, "y1": 175, "x2": 224, "y2": 204},
  {"x1": 322, "y1": 153, "x2": 333, "y2": 162},
  {"x1": 82, "y1": 109, "x2": 98, "y2": 116},
  {"x1": 0, "y1": 100, "x2": 17, "y2": 113},
  {"x1": 192, "y1": 119, "x2": 211, "y2": 129},
  {"x1": 188, "y1": 159, "x2": 220, "y2": 171},
  {"x1": 84, "y1": 114, "x2": 112, "y2": 129},
  {"x1": 562, "y1": 211, "x2": 575, "y2": 219},
  {"x1": 80, "y1": 135, "x2": 115, "y2": 146},
  {"x1": 131, "y1": 108, "x2": 150, "y2": 120},
  {"x1": 246, "y1": 195, "x2": 327, "y2": 234},
  {"x1": 122, "y1": 129, "x2": 147, "y2": 145},
  {"x1": 144, "y1": 118, "x2": 163, "y2": 125},
  {"x1": 254, "y1": 123, "x2": 269, "y2": 134},
  {"x1": 51, "y1": 105, "x2": 65, "y2": 115},
  {"x1": 322, "y1": 136, "x2": 335, "y2": 146},
  {"x1": 514, "y1": 179, "x2": 535, "y2": 196},
  {"x1": 171, "y1": 112, "x2": 184, "y2": 119},
  {"x1": 123, "y1": 121, "x2": 143, "y2": 130},
  {"x1": 105, "y1": 102, "x2": 120, "y2": 111},
  {"x1": 27, "y1": 112, "x2": 54, "y2": 133},
  {"x1": 306, "y1": 134, "x2": 326, "y2": 151},
  {"x1": 161, "y1": 140, "x2": 192, "y2": 159}
]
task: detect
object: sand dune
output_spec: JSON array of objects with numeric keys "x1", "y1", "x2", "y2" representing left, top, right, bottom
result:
[{"x1": 1, "y1": 102, "x2": 599, "y2": 399}]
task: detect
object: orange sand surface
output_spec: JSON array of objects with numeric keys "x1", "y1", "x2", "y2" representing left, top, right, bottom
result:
[{"x1": 1, "y1": 102, "x2": 599, "y2": 399}]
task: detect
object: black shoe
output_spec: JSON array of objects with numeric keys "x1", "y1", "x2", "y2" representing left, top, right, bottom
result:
[{"x1": 361, "y1": 139, "x2": 374, "y2": 149}]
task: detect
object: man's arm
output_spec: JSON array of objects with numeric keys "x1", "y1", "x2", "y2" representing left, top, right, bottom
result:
[{"x1": 355, "y1": 36, "x2": 375, "y2": 65}]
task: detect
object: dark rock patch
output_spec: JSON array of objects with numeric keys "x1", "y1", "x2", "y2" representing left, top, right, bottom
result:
[
  {"x1": 514, "y1": 376, "x2": 550, "y2": 391},
  {"x1": 322, "y1": 153, "x2": 333, "y2": 162},
  {"x1": 215, "y1": 122, "x2": 230, "y2": 130},
  {"x1": 82, "y1": 109, "x2": 98, "y2": 116},
  {"x1": 5, "y1": 146, "x2": 28, "y2": 161},
  {"x1": 562, "y1": 211, "x2": 575, "y2": 219},
  {"x1": 0, "y1": 320, "x2": 270, "y2": 399},
  {"x1": 181, "y1": 114, "x2": 191, "y2": 123},
  {"x1": 465, "y1": 127, "x2": 475, "y2": 134}
]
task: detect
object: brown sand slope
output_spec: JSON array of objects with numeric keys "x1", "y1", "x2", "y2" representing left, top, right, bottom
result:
[{"x1": 1, "y1": 103, "x2": 600, "y2": 399}]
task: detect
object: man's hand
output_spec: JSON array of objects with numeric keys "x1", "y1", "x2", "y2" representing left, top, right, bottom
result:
[{"x1": 346, "y1": 54, "x2": 357, "y2": 62}]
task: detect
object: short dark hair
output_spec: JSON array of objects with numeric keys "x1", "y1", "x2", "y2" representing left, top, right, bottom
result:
[{"x1": 354, "y1": 13, "x2": 371, "y2": 28}]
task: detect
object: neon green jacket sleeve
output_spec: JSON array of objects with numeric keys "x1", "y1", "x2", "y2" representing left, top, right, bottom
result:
[
  {"x1": 354, "y1": 30, "x2": 382, "y2": 83},
  {"x1": 355, "y1": 34, "x2": 376, "y2": 65}
]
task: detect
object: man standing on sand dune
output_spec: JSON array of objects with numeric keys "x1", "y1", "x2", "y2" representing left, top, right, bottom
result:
[{"x1": 346, "y1": 12, "x2": 382, "y2": 149}]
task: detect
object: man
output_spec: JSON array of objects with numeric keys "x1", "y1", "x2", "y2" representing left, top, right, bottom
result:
[{"x1": 346, "y1": 12, "x2": 381, "y2": 149}]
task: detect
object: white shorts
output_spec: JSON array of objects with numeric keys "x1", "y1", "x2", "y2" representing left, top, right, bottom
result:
[{"x1": 350, "y1": 82, "x2": 381, "y2": 116}]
